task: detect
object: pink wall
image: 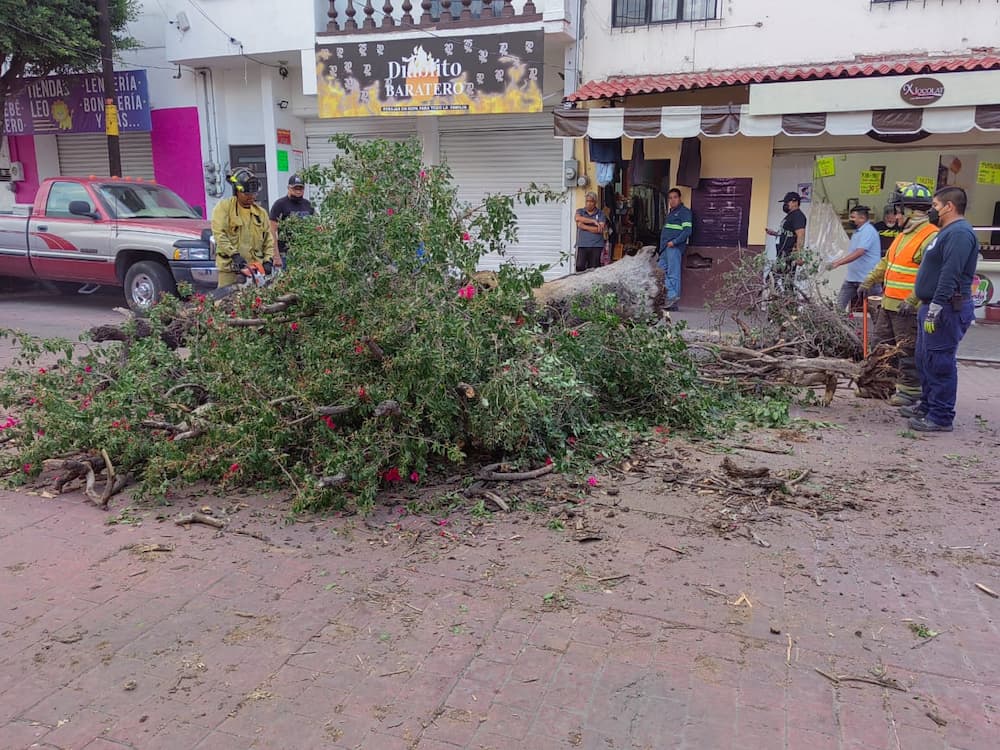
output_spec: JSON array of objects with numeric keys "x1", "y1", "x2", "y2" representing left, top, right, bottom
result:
[
  {"x1": 151, "y1": 107, "x2": 206, "y2": 212},
  {"x1": 8, "y1": 136, "x2": 40, "y2": 203}
]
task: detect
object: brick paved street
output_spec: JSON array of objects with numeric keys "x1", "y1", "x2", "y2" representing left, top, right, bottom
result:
[{"x1": 2, "y1": 364, "x2": 999, "y2": 749}]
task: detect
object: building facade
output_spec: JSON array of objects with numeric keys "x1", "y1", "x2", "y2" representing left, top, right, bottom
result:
[{"x1": 559, "y1": 0, "x2": 1000, "y2": 307}]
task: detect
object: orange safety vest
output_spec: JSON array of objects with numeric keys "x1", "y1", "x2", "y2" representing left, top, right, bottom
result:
[{"x1": 882, "y1": 223, "x2": 937, "y2": 300}]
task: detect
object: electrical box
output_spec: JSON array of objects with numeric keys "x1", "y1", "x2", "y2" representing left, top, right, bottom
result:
[
  {"x1": 9, "y1": 162, "x2": 24, "y2": 181},
  {"x1": 563, "y1": 159, "x2": 579, "y2": 188}
]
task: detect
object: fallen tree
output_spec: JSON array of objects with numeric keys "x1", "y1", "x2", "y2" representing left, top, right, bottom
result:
[{"x1": 0, "y1": 137, "x2": 796, "y2": 513}]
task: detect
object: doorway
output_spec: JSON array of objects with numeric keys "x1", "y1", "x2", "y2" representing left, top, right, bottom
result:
[{"x1": 229, "y1": 145, "x2": 269, "y2": 210}]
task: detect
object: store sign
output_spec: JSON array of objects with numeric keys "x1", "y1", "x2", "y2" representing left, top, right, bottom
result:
[
  {"x1": 976, "y1": 161, "x2": 1000, "y2": 185},
  {"x1": 899, "y1": 77, "x2": 945, "y2": 106},
  {"x1": 2, "y1": 70, "x2": 151, "y2": 136},
  {"x1": 859, "y1": 170, "x2": 883, "y2": 195},
  {"x1": 316, "y1": 30, "x2": 544, "y2": 117}
]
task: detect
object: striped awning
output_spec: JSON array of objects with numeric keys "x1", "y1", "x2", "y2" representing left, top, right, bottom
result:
[{"x1": 553, "y1": 104, "x2": 1000, "y2": 139}]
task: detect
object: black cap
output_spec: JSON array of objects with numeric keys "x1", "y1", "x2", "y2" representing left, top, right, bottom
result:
[
  {"x1": 780, "y1": 191, "x2": 802, "y2": 203},
  {"x1": 288, "y1": 175, "x2": 305, "y2": 187}
]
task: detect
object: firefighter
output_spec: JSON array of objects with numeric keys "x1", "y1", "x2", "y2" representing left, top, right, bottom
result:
[
  {"x1": 859, "y1": 182, "x2": 938, "y2": 407},
  {"x1": 211, "y1": 168, "x2": 276, "y2": 288}
]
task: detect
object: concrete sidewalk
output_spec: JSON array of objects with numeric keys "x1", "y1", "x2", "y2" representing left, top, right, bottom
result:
[{"x1": 2, "y1": 364, "x2": 999, "y2": 750}]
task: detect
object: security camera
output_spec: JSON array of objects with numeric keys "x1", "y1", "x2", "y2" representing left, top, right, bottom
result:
[{"x1": 278, "y1": 66, "x2": 289, "y2": 79}]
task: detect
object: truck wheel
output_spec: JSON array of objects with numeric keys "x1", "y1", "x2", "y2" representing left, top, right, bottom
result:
[{"x1": 124, "y1": 261, "x2": 176, "y2": 312}]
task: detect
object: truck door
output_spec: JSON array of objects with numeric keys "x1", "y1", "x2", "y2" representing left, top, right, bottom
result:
[{"x1": 27, "y1": 181, "x2": 116, "y2": 284}]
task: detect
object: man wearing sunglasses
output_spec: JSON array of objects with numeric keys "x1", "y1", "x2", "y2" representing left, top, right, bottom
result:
[{"x1": 269, "y1": 175, "x2": 315, "y2": 268}]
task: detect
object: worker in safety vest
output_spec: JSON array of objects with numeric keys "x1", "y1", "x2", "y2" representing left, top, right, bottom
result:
[{"x1": 859, "y1": 182, "x2": 938, "y2": 406}]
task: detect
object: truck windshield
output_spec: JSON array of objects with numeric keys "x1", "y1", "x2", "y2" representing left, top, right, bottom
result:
[{"x1": 97, "y1": 184, "x2": 200, "y2": 219}]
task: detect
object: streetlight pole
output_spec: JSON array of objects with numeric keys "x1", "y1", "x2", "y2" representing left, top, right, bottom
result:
[{"x1": 97, "y1": 0, "x2": 122, "y2": 176}]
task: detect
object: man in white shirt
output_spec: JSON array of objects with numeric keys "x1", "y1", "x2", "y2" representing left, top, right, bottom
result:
[{"x1": 828, "y1": 205, "x2": 882, "y2": 310}]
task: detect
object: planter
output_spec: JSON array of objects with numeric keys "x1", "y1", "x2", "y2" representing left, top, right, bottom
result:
[{"x1": 985, "y1": 304, "x2": 1000, "y2": 322}]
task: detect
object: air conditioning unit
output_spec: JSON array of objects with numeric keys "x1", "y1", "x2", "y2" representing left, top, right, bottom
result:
[{"x1": 9, "y1": 161, "x2": 24, "y2": 182}]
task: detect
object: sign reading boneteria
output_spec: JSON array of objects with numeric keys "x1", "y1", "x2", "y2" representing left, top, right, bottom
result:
[{"x1": 316, "y1": 30, "x2": 544, "y2": 117}]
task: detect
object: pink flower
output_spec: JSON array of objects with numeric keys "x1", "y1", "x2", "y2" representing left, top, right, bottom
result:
[
  {"x1": 419, "y1": 169, "x2": 427, "y2": 179},
  {"x1": 462, "y1": 232, "x2": 470, "y2": 241},
  {"x1": 569, "y1": 330, "x2": 580, "y2": 337},
  {"x1": 354, "y1": 344, "x2": 365, "y2": 355},
  {"x1": 323, "y1": 415, "x2": 336, "y2": 430},
  {"x1": 387, "y1": 208, "x2": 395, "y2": 216},
  {"x1": 36, "y1": 429, "x2": 44, "y2": 436},
  {"x1": 544, "y1": 456, "x2": 553, "y2": 466},
  {"x1": 567, "y1": 436, "x2": 577, "y2": 446},
  {"x1": 253, "y1": 296, "x2": 262, "y2": 309},
  {"x1": 358, "y1": 386, "x2": 367, "y2": 400},
  {"x1": 457, "y1": 284, "x2": 476, "y2": 300},
  {"x1": 436, "y1": 518, "x2": 449, "y2": 526},
  {"x1": 28, "y1": 398, "x2": 38, "y2": 406},
  {"x1": 229, "y1": 462, "x2": 240, "y2": 473},
  {"x1": 587, "y1": 475, "x2": 598, "y2": 487},
  {"x1": 84, "y1": 365, "x2": 92, "y2": 373},
  {"x1": 2, "y1": 417, "x2": 19, "y2": 429},
  {"x1": 678, "y1": 392, "x2": 688, "y2": 399},
  {"x1": 290, "y1": 322, "x2": 299, "y2": 332},
  {"x1": 410, "y1": 471, "x2": 420, "y2": 483},
  {"x1": 383, "y1": 467, "x2": 402, "y2": 483},
  {"x1": 38, "y1": 367, "x2": 46, "y2": 374},
  {"x1": 22, "y1": 463, "x2": 31, "y2": 473}
]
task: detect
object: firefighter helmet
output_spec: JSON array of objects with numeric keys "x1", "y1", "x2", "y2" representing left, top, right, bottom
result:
[
  {"x1": 890, "y1": 182, "x2": 933, "y2": 210},
  {"x1": 228, "y1": 167, "x2": 261, "y2": 195}
]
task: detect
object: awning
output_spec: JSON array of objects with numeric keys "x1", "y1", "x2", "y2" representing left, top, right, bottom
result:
[
  {"x1": 564, "y1": 53, "x2": 1000, "y2": 102},
  {"x1": 553, "y1": 104, "x2": 1000, "y2": 139}
]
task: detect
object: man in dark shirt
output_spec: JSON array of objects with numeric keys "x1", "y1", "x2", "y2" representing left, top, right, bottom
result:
[
  {"x1": 766, "y1": 191, "x2": 807, "y2": 284},
  {"x1": 269, "y1": 175, "x2": 315, "y2": 266},
  {"x1": 908, "y1": 186, "x2": 979, "y2": 432}
]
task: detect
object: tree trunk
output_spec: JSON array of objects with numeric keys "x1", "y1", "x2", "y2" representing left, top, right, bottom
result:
[{"x1": 534, "y1": 246, "x2": 664, "y2": 320}]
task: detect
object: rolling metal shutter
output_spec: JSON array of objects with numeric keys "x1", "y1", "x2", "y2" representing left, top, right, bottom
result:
[
  {"x1": 305, "y1": 118, "x2": 418, "y2": 170},
  {"x1": 440, "y1": 122, "x2": 566, "y2": 278},
  {"x1": 56, "y1": 133, "x2": 155, "y2": 179}
]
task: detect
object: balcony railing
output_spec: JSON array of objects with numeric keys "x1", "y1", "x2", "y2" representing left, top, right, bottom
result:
[{"x1": 322, "y1": 0, "x2": 540, "y2": 35}]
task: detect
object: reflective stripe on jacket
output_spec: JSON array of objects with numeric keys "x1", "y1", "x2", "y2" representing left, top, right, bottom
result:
[
  {"x1": 660, "y1": 205, "x2": 693, "y2": 253},
  {"x1": 883, "y1": 222, "x2": 938, "y2": 300}
]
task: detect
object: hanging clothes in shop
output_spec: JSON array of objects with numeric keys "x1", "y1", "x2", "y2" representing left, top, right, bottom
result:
[
  {"x1": 676, "y1": 137, "x2": 702, "y2": 188},
  {"x1": 589, "y1": 138, "x2": 621, "y2": 188},
  {"x1": 626, "y1": 139, "x2": 645, "y2": 188}
]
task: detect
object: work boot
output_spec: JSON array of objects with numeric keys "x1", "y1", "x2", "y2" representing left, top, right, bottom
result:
[
  {"x1": 909, "y1": 416, "x2": 953, "y2": 432},
  {"x1": 888, "y1": 392, "x2": 918, "y2": 407},
  {"x1": 899, "y1": 403, "x2": 927, "y2": 419}
]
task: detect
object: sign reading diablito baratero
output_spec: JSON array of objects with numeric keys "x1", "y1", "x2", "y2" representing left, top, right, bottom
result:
[{"x1": 316, "y1": 30, "x2": 544, "y2": 117}]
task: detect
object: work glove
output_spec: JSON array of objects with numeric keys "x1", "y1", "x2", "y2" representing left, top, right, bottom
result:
[
  {"x1": 857, "y1": 283, "x2": 871, "y2": 298},
  {"x1": 923, "y1": 302, "x2": 943, "y2": 334},
  {"x1": 262, "y1": 261, "x2": 274, "y2": 275},
  {"x1": 230, "y1": 254, "x2": 248, "y2": 274}
]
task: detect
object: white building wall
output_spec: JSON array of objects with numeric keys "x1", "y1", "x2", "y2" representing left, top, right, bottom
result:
[{"x1": 581, "y1": 0, "x2": 1000, "y2": 79}]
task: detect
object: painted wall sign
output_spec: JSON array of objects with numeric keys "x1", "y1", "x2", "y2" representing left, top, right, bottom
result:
[
  {"x1": 316, "y1": 30, "x2": 544, "y2": 117},
  {"x1": 899, "y1": 77, "x2": 945, "y2": 106},
  {"x1": 690, "y1": 177, "x2": 752, "y2": 248},
  {"x1": 2, "y1": 70, "x2": 151, "y2": 136},
  {"x1": 276, "y1": 128, "x2": 292, "y2": 145}
]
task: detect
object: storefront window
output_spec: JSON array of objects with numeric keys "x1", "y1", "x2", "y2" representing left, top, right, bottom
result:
[{"x1": 613, "y1": 0, "x2": 717, "y2": 28}]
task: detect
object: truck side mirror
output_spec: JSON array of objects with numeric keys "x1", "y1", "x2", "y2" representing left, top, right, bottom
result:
[{"x1": 69, "y1": 200, "x2": 99, "y2": 220}]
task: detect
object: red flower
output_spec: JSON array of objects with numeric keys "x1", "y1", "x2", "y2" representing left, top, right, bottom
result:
[
  {"x1": 22, "y1": 463, "x2": 31, "y2": 473},
  {"x1": 354, "y1": 344, "x2": 365, "y2": 355},
  {"x1": 567, "y1": 436, "x2": 577, "y2": 446},
  {"x1": 420, "y1": 169, "x2": 427, "y2": 179},
  {"x1": 569, "y1": 330, "x2": 580, "y2": 337},
  {"x1": 515, "y1": 316, "x2": 525, "y2": 326},
  {"x1": 28, "y1": 398, "x2": 38, "y2": 406},
  {"x1": 545, "y1": 456, "x2": 553, "y2": 466},
  {"x1": 387, "y1": 208, "x2": 395, "y2": 216},
  {"x1": 84, "y1": 365, "x2": 92, "y2": 373},
  {"x1": 462, "y1": 232, "x2": 471, "y2": 241},
  {"x1": 410, "y1": 471, "x2": 420, "y2": 483},
  {"x1": 358, "y1": 386, "x2": 367, "y2": 399},
  {"x1": 457, "y1": 284, "x2": 476, "y2": 300},
  {"x1": 38, "y1": 367, "x2": 46, "y2": 374},
  {"x1": 253, "y1": 296, "x2": 262, "y2": 309},
  {"x1": 383, "y1": 467, "x2": 402, "y2": 483},
  {"x1": 678, "y1": 392, "x2": 688, "y2": 399},
  {"x1": 323, "y1": 415, "x2": 336, "y2": 430},
  {"x1": 290, "y1": 322, "x2": 299, "y2": 332}
]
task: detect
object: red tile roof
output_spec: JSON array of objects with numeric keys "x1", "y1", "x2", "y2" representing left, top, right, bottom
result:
[{"x1": 565, "y1": 52, "x2": 1000, "y2": 102}]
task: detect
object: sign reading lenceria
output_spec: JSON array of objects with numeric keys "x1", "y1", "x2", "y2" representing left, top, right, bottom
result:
[
  {"x1": 316, "y1": 30, "x2": 544, "y2": 117},
  {"x1": 899, "y1": 77, "x2": 945, "y2": 106}
]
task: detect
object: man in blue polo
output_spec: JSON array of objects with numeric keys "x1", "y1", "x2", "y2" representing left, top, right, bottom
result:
[
  {"x1": 827, "y1": 205, "x2": 882, "y2": 310},
  {"x1": 658, "y1": 187, "x2": 693, "y2": 311}
]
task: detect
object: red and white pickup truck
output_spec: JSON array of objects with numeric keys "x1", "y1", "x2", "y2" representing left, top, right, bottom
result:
[{"x1": 0, "y1": 176, "x2": 217, "y2": 311}]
